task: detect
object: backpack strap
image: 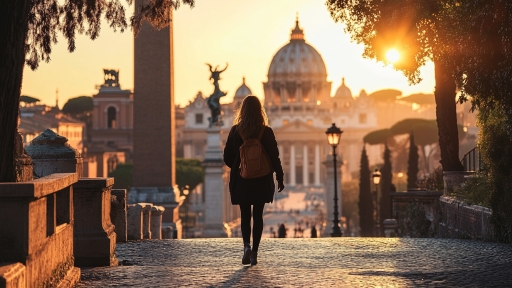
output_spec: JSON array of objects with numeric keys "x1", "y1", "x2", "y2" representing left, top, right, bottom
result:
[{"x1": 257, "y1": 126, "x2": 265, "y2": 141}]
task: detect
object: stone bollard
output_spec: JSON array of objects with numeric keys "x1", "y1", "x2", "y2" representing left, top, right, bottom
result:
[
  {"x1": 162, "y1": 226, "x2": 174, "y2": 239},
  {"x1": 25, "y1": 129, "x2": 83, "y2": 178},
  {"x1": 383, "y1": 219, "x2": 398, "y2": 237},
  {"x1": 150, "y1": 206, "x2": 166, "y2": 239},
  {"x1": 139, "y1": 203, "x2": 153, "y2": 239},
  {"x1": 73, "y1": 178, "x2": 118, "y2": 267},
  {"x1": 127, "y1": 204, "x2": 143, "y2": 240},
  {"x1": 111, "y1": 189, "x2": 127, "y2": 243}
]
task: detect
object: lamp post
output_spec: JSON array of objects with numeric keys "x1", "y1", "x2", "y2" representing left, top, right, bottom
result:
[
  {"x1": 325, "y1": 123, "x2": 343, "y2": 237},
  {"x1": 372, "y1": 168, "x2": 381, "y2": 237}
]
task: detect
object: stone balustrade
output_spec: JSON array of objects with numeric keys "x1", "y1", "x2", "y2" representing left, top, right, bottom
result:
[
  {"x1": 126, "y1": 203, "x2": 167, "y2": 240},
  {"x1": 150, "y1": 206, "x2": 166, "y2": 239},
  {"x1": 73, "y1": 178, "x2": 118, "y2": 267},
  {"x1": 111, "y1": 189, "x2": 128, "y2": 243},
  {"x1": 0, "y1": 173, "x2": 80, "y2": 288}
]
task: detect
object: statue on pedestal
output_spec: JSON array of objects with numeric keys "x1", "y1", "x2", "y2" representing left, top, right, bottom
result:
[{"x1": 206, "y1": 63, "x2": 228, "y2": 127}]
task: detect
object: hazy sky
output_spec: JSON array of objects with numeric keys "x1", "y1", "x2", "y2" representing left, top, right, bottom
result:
[{"x1": 21, "y1": 0, "x2": 436, "y2": 108}]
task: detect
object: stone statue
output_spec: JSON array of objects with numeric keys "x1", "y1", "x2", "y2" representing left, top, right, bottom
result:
[{"x1": 206, "y1": 63, "x2": 228, "y2": 127}]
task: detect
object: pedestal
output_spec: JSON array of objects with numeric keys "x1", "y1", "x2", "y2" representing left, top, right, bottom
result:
[
  {"x1": 73, "y1": 178, "x2": 117, "y2": 267},
  {"x1": 202, "y1": 127, "x2": 228, "y2": 238}
]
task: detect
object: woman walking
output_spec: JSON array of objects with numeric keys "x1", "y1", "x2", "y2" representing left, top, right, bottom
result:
[{"x1": 223, "y1": 95, "x2": 285, "y2": 265}]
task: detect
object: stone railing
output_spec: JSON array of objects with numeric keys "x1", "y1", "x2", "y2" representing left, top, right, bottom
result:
[
  {"x1": 390, "y1": 190, "x2": 443, "y2": 238},
  {"x1": 0, "y1": 173, "x2": 80, "y2": 288},
  {"x1": 126, "y1": 203, "x2": 168, "y2": 240},
  {"x1": 438, "y1": 196, "x2": 494, "y2": 240}
]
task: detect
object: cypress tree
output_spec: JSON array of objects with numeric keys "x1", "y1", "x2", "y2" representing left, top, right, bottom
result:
[
  {"x1": 380, "y1": 144, "x2": 393, "y2": 232},
  {"x1": 407, "y1": 132, "x2": 419, "y2": 189},
  {"x1": 358, "y1": 146, "x2": 374, "y2": 236}
]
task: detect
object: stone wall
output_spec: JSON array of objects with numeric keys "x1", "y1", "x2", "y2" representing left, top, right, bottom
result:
[{"x1": 438, "y1": 196, "x2": 494, "y2": 240}]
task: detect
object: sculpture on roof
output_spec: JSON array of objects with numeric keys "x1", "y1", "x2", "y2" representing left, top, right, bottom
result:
[{"x1": 206, "y1": 63, "x2": 228, "y2": 127}]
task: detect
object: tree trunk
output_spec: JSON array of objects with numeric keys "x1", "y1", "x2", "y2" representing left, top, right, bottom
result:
[
  {"x1": 0, "y1": 0, "x2": 31, "y2": 182},
  {"x1": 434, "y1": 60, "x2": 464, "y2": 172}
]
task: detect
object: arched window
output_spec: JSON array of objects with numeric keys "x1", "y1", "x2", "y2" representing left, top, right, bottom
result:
[{"x1": 107, "y1": 107, "x2": 117, "y2": 128}]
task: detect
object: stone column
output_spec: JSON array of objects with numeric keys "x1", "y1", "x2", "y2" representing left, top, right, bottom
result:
[
  {"x1": 150, "y1": 206, "x2": 165, "y2": 239},
  {"x1": 127, "y1": 204, "x2": 143, "y2": 240},
  {"x1": 202, "y1": 126, "x2": 228, "y2": 237},
  {"x1": 140, "y1": 203, "x2": 153, "y2": 239},
  {"x1": 73, "y1": 178, "x2": 118, "y2": 266},
  {"x1": 314, "y1": 144, "x2": 320, "y2": 186},
  {"x1": 322, "y1": 154, "x2": 342, "y2": 237},
  {"x1": 290, "y1": 145, "x2": 296, "y2": 186},
  {"x1": 111, "y1": 189, "x2": 127, "y2": 243},
  {"x1": 303, "y1": 145, "x2": 309, "y2": 186}
]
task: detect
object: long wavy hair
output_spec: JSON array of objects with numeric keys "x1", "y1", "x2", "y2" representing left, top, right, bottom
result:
[{"x1": 234, "y1": 95, "x2": 268, "y2": 140}]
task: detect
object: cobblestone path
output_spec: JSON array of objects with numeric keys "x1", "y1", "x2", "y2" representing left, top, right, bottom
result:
[{"x1": 78, "y1": 238, "x2": 512, "y2": 287}]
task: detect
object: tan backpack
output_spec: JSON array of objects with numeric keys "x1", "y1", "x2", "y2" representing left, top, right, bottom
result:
[{"x1": 239, "y1": 127, "x2": 272, "y2": 179}]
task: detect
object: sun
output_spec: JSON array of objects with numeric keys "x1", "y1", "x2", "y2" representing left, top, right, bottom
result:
[{"x1": 386, "y1": 49, "x2": 400, "y2": 63}]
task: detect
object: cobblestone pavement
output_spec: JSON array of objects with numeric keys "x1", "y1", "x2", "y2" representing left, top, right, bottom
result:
[{"x1": 78, "y1": 238, "x2": 512, "y2": 287}]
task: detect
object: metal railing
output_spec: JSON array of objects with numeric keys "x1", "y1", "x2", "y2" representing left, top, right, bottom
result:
[{"x1": 461, "y1": 147, "x2": 482, "y2": 172}]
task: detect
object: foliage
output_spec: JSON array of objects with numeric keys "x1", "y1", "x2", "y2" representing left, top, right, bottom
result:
[
  {"x1": 108, "y1": 163, "x2": 132, "y2": 190},
  {"x1": 341, "y1": 180, "x2": 359, "y2": 235},
  {"x1": 417, "y1": 166, "x2": 444, "y2": 191},
  {"x1": 20, "y1": 95, "x2": 40, "y2": 104},
  {"x1": 446, "y1": 174, "x2": 491, "y2": 208},
  {"x1": 358, "y1": 146, "x2": 374, "y2": 236},
  {"x1": 380, "y1": 144, "x2": 392, "y2": 225},
  {"x1": 62, "y1": 96, "x2": 93, "y2": 115},
  {"x1": 363, "y1": 129, "x2": 393, "y2": 145},
  {"x1": 478, "y1": 107, "x2": 512, "y2": 243},
  {"x1": 368, "y1": 89, "x2": 402, "y2": 102},
  {"x1": 395, "y1": 202, "x2": 435, "y2": 238},
  {"x1": 176, "y1": 158, "x2": 204, "y2": 192},
  {"x1": 325, "y1": 0, "x2": 464, "y2": 172},
  {"x1": 407, "y1": 133, "x2": 419, "y2": 189},
  {"x1": 398, "y1": 93, "x2": 435, "y2": 105}
]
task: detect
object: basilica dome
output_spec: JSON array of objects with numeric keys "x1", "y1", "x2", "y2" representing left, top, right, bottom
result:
[
  {"x1": 234, "y1": 77, "x2": 252, "y2": 98},
  {"x1": 334, "y1": 78, "x2": 353, "y2": 99},
  {"x1": 268, "y1": 19, "x2": 327, "y2": 77}
]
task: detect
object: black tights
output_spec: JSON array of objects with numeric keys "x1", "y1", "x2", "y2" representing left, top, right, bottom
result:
[{"x1": 239, "y1": 203, "x2": 265, "y2": 252}]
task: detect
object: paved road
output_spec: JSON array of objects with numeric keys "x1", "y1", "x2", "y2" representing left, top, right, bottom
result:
[{"x1": 78, "y1": 238, "x2": 512, "y2": 287}]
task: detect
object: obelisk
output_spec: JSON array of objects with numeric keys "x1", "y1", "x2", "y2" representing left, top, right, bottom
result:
[{"x1": 131, "y1": 5, "x2": 181, "y2": 238}]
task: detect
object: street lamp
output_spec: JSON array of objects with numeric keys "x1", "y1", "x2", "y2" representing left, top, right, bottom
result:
[
  {"x1": 325, "y1": 123, "x2": 343, "y2": 237},
  {"x1": 372, "y1": 168, "x2": 381, "y2": 237}
]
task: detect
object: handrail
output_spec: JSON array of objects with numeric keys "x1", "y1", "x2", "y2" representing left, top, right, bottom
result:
[{"x1": 461, "y1": 147, "x2": 481, "y2": 172}]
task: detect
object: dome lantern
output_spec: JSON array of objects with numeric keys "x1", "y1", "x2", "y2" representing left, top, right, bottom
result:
[{"x1": 290, "y1": 15, "x2": 305, "y2": 41}]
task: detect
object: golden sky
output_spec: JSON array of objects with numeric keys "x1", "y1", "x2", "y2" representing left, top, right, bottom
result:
[{"x1": 21, "y1": 0, "x2": 435, "y2": 108}]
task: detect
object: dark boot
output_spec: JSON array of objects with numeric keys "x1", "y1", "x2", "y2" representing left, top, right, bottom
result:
[{"x1": 242, "y1": 243, "x2": 251, "y2": 265}]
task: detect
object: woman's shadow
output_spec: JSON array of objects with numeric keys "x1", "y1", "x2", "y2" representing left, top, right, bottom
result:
[{"x1": 210, "y1": 265, "x2": 273, "y2": 288}]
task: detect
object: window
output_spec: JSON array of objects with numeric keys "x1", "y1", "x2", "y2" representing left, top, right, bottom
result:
[
  {"x1": 195, "y1": 113, "x2": 203, "y2": 124},
  {"x1": 307, "y1": 119, "x2": 313, "y2": 126},
  {"x1": 107, "y1": 107, "x2": 117, "y2": 128},
  {"x1": 359, "y1": 113, "x2": 367, "y2": 124},
  {"x1": 283, "y1": 119, "x2": 289, "y2": 125}
]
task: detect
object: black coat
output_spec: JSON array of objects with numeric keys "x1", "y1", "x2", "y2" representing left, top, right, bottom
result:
[{"x1": 223, "y1": 125, "x2": 284, "y2": 205}]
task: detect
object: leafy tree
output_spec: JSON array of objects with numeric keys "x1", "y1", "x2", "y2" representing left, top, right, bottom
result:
[
  {"x1": 326, "y1": 0, "x2": 464, "y2": 172},
  {"x1": 363, "y1": 129, "x2": 393, "y2": 145},
  {"x1": 407, "y1": 133, "x2": 419, "y2": 189},
  {"x1": 342, "y1": 180, "x2": 360, "y2": 236},
  {"x1": 0, "y1": 0, "x2": 195, "y2": 182},
  {"x1": 479, "y1": 108, "x2": 512, "y2": 243},
  {"x1": 20, "y1": 95, "x2": 40, "y2": 104},
  {"x1": 368, "y1": 89, "x2": 402, "y2": 102},
  {"x1": 108, "y1": 163, "x2": 133, "y2": 190},
  {"x1": 380, "y1": 144, "x2": 392, "y2": 230},
  {"x1": 175, "y1": 158, "x2": 204, "y2": 193},
  {"x1": 358, "y1": 146, "x2": 373, "y2": 236},
  {"x1": 398, "y1": 93, "x2": 435, "y2": 105}
]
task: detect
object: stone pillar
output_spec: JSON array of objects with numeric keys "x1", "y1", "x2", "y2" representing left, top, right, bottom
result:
[
  {"x1": 26, "y1": 129, "x2": 83, "y2": 178},
  {"x1": 110, "y1": 189, "x2": 127, "y2": 243},
  {"x1": 290, "y1": 145, "x2": 296, "y2": 186},
  {"x1": 383, "y1": 219, "x2": 398, "y2": 237},
  {"x1": 314, "y1": 144, "x2": 320, "y2": 186},
  {"x1": 132, "y1": 5, "x2": 180, "y2": 234},
  {"x1": 127, "y1": 204, "x2": 143, "y2": 240},
  {"x1": 73, "y1": 178, "x2": 118, "y2": 267},
  {"x1": 150, "y1": 206, "x2": 165, "y2": 239},
  {"x1": 303, "y1": 145, "x2": 309, "y2": 186},
  {"x1": 139, "y1": 203, "x2": 153, "y2": 239},
  {"x1": 202, "y1": 127, "x2": 228, "y2": 238},
  {"x1": 322, "y1": 154, "x2": 342, "y2": 237},
  {"x1": 162, "y1": 226, "x2": 174, "y2": 239}
]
